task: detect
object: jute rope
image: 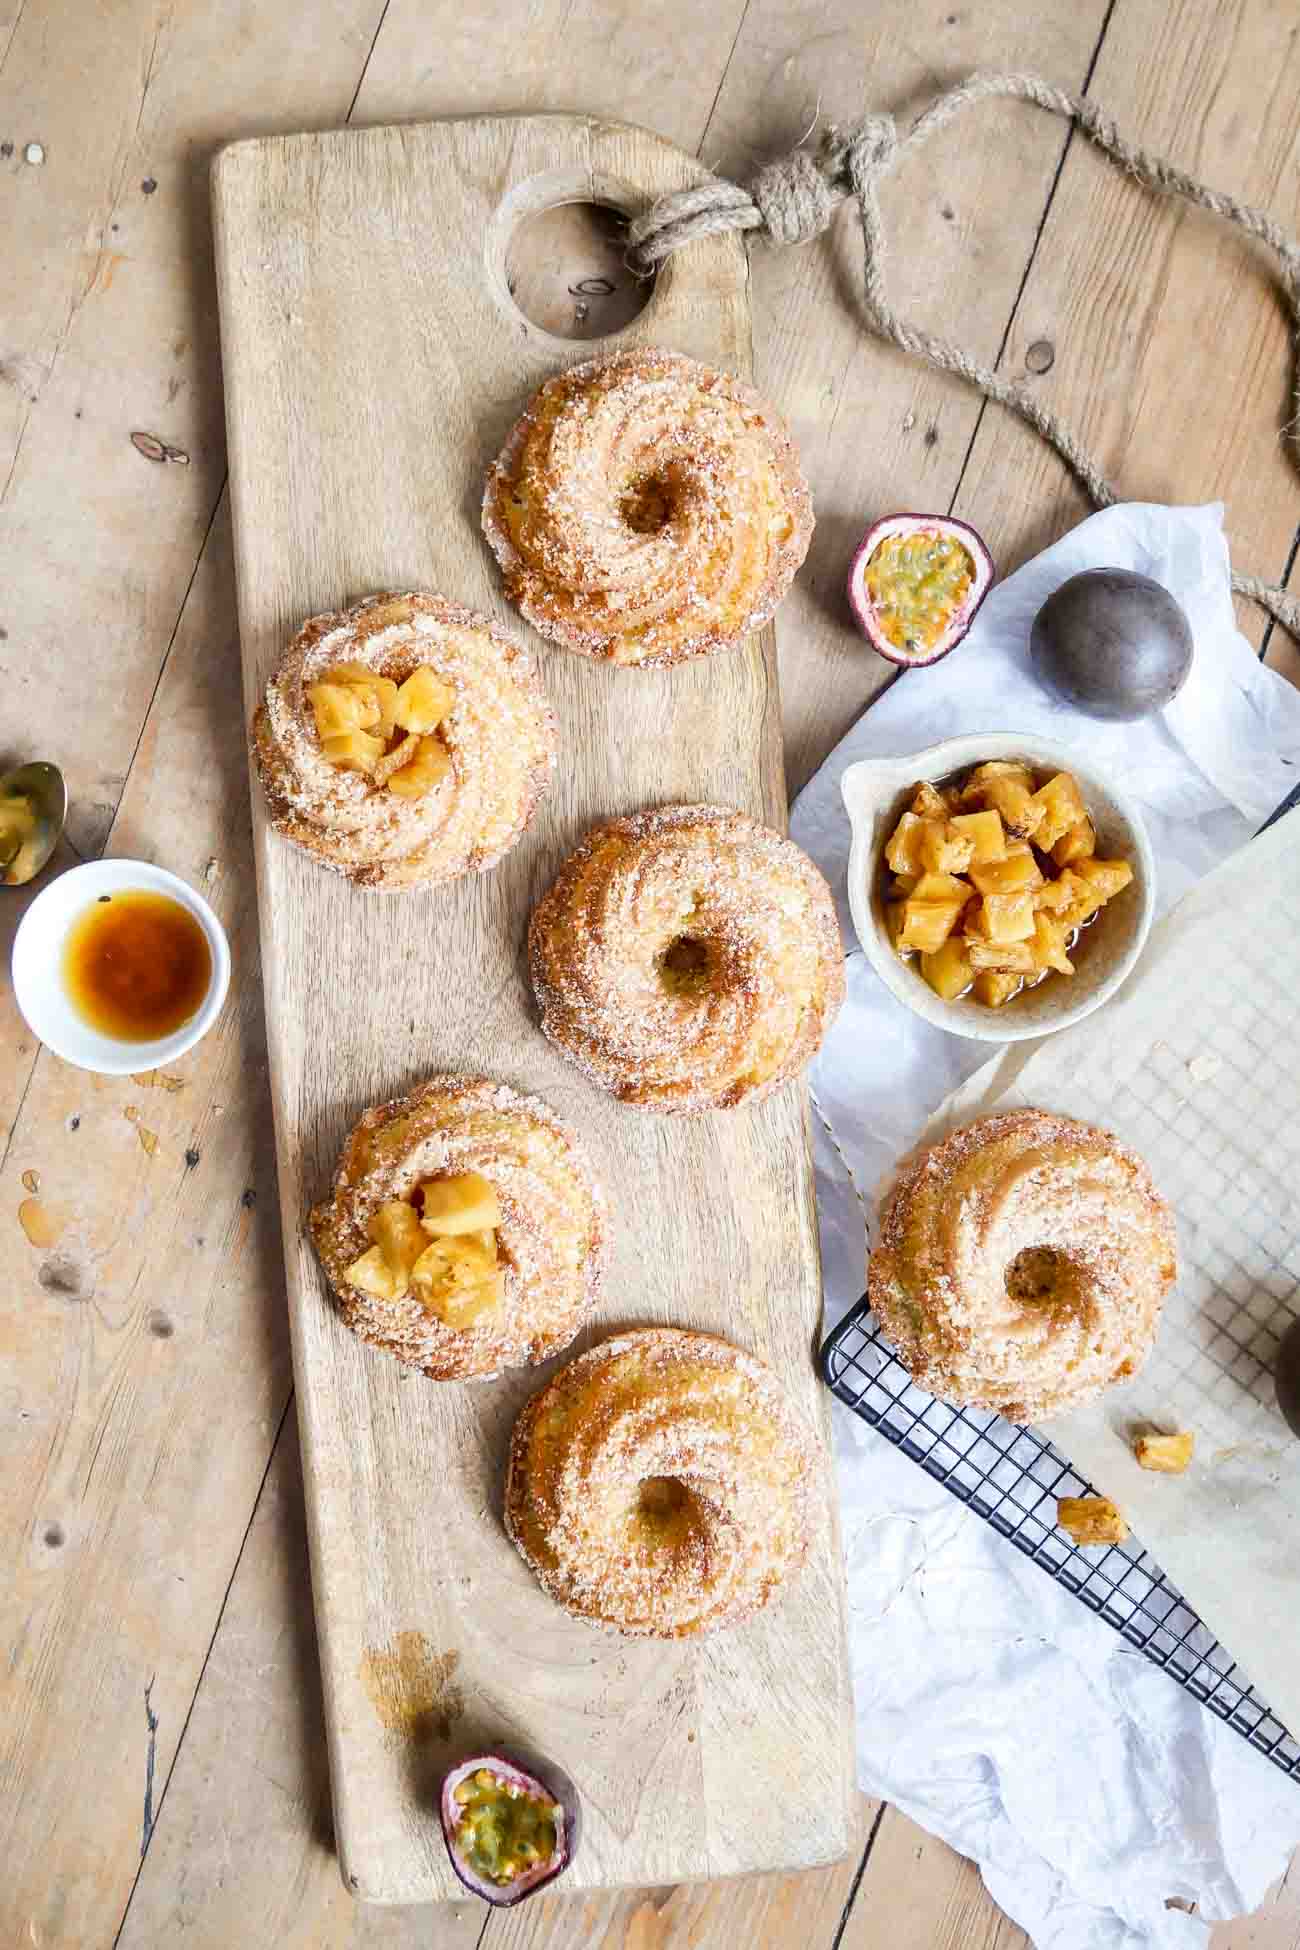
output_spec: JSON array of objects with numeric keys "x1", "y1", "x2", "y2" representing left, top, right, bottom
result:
[{"x1": 628, "y1": 70, "x2": 1300, "y2": 639}]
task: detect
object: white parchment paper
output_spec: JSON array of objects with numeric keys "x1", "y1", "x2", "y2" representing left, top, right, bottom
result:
[{"x1": 790, "y1": 503, "x2": 1300, "y2": 1949}]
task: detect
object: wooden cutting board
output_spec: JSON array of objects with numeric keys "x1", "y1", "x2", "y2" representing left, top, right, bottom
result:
[{"x1": 211, "y1": 114, "x2": 853, "y2": 1903}]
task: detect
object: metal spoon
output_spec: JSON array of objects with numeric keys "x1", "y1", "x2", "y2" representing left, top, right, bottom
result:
[{"x1": 0, "y1": 761, "x2": 68, "y2": 886}]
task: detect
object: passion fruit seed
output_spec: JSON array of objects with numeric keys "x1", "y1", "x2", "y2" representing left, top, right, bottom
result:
[
  {"x1": 864, "y1": 532, "x2": 975, "y2": 658},
  {"x1": 1030, "y1": 568, "x2": 1193, "y2": 722}
]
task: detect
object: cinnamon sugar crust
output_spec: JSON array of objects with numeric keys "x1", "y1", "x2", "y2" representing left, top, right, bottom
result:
[
  {"x1": 529, "y1": 803, "x2": 845, "y2": 1114},
  {"x1": 309, "y1": 1075, "x2": 608, "y2": 1381},
  {"x1": 482, "y1": 349, "x2": 813, "y2": 668},
  {"x1": 868, "y1": 1109, "x2": 1177, "y2": 1423},
  {"x1": 252, "y1": 591, "x2": 556, "y2": 889},
  {"x1": 505, "y1": 1327, "x2": 815, "y2": 1637}
]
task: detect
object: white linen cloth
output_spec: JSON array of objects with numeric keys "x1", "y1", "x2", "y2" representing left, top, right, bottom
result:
[{"x1": 789, "y1": 503, "x2": 1300, "y2": 1949}]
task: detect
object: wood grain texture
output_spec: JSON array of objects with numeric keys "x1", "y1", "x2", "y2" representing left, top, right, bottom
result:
[
  {"x1": 116, "y1": 1425, "x2": 487, "y2": 1950},
  {"x1": 838, "y1": 1807, "x2": 1030, "y2": 1950},
  {"x1": 698, "y1": 0, "x2": 1114, "y2": 792},
  {"x1": 954, "y1": 0, "x2": 1300, "y2": 641},
  {"x1": 0, "y1": 503, "x2": 288, "y2": 1950},
  {"x1": 211, "y1": 113, "x2": 852, "y2": 1902}
]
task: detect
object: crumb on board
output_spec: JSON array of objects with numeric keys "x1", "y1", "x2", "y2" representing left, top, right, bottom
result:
[
  {"x1": 1057, "y1": 1495, "x2": 1129, "y2": 1545},
  {"x1": 1134, "y1": 1431, "x2": 1195, "y2": 1474}
]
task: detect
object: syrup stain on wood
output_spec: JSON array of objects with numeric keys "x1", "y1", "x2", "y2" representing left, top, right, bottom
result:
[{"x1": 359, "y1": 1633, "x2": 463, "y2": 1743}]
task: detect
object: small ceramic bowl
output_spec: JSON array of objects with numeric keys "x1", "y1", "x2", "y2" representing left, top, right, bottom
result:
[
  {"x1": 11, "y1": 858, "x2": 231, "y2": 1076},
  {"x1": 841, "y1": 731, "x2": 1154, "y2": 1043}
]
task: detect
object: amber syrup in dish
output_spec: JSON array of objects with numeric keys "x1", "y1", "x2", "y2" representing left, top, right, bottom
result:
[{"x1": 63, "y1": 890, "x2": 211, "y2": 1042}]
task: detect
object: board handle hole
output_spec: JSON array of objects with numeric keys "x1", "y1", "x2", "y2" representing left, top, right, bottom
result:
[{"x1": 488, "y1": 175, "x2": 658, "y2": 343}]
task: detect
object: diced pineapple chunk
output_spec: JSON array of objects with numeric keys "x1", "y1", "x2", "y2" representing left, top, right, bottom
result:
[
  {"x1": 910, "y1": 781, "x2": 948, "y2": 820},
  {"x1": 919, "y1": 819, "x2": 976, "y2": 876},
  {"x1": 1051, "y1": 817, "x2": 1096, "y2": 868},
  {"x1": 1133, "y1": 1430, "x2": 1195, "y2": 1473},
  {"x1": 983, "y1": 777, "x2": 1044, "y2": 838},
  {"x1": 1028, "y1": 771, "x2": 1087, "y2": 850},
  {"x1": 1030, "y1": 912, "x2": 1075, "y2": 976},
  {"x1": 308, "y1": 680, "x2": 367, "y2": 740},
  {"x1": 898, "y1": 896, "x2": 965, "y2": 953},
  {"x1": 420, "y1": 1171, "x2": 502, "y2": 1235},
  {"x1": 884, "y1": 810, "x2": 928, "y2": 877},
  {"x1": 373, "y1": 731, "x2": 422, "y2": 786},
  {"x1": 973, "y1": 969, "x2": 1022, "y2": 1007},
  {"x1": 884, "y1": 901, "x2": 908, "y2": 950},
  {"x1": 961, "y1": 762, "x2": 1043, "y2": 837},
  {"x1": 1033, "y1": 874, "x2": 1076, "y2": 914},
  {"x1": 367, "y1": 1198, "x2": 427, "y2": 1286},
  {"x1": 343, "y1": 1243, "x2": 402, "y2": 1300},
  {"x1": 313, "y1": 664, "x2": 400, "y2": 740},
  {"x1": 910, "y1": 870, "x2": 968, "y2": 903},
  {"x1": 386, "y1": 735, "x2": 452, "y2": 799},
  {"x1": 1052, "y1": 868, "x2": 1102, "y2": 930},
  {"x1": 963, "y1": 759, "x2": 1035, "y2": 796},
  {"x1": 411, "y1": 1232, "x2": 497, "y2": 1284},
  {"x1": 891, "y1": 874, "x2": 920, "y2": 899},
  {"x1": 967, "y1": 938, "x2": 1036, "y2": 973},
  {"x1": 370, "y1": 675, "x2": 399, "y2": 739},
  {"x1": 979, "y1": 890, "x2": 1036, "y2": 943},
  {"x1": 921, "y1": 936, "x2": 974, "y2": 1001},
  {"x1": 410, "y1": 1232, "x2": 504, "y2": 1328},
  {"x1": 1073, "y1": 857, "x2": 1133, "y2": 904},
  {"x1": 1057, "y1": 1495, "x2": 1128, "y2": 1545},
  {"x1": 321, "y1": 727, "x2": 385, "y2": 774},
  {"x1": 968, "y1": 842, "x2": 1043, "y2": 897},
  {"x1": 949, "y1": 809, "x2": 1005, "y2": 865},
  {"x1": 434, "y1": 1269, "x2": 507, "y2": 1331},
  {"x1": 394, "y1": 665, "x2": 455, "y2": 734}
]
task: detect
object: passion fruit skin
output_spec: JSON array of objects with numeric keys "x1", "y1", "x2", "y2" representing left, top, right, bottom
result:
[
  {"x1": 1030, "y1": 569, "x2": 1193, "y2": 721},
  {"x1": 1275, "y1": 1318, "x2": 1300, "y2": 1439},
  {"x1": 440, "y1": 1751, "x2": 577, "y2": 1907},
  {"x1": 847, "y1": 512, "x2": 994, "y2": 667}
]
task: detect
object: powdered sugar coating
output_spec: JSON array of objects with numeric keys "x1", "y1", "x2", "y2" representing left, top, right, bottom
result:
[
  {"x1": 529, "y1": 804, "x2": 845, "y2": 1114},
  {"x1": 869, "y1": 1109, "x2": 1177, "y2": 1423},
  {"x1": 482, "y1": 348, "x2": 813, "y2": 668},
  {"x1": 505, "y1": 1327, "x2": 815, "y2": 1637},
  {"x1": 252, "y1": 591, "x2": 557, "y2": 889},
  {"x1": 309, "y1": 1075, "x2": 608, "y2": 1380}
]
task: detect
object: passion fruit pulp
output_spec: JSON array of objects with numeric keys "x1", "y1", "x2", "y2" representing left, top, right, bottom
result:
[
  {"x1": 440, "y1": 1752, "x2": 576, "y2": 1906},
  {"x1": 848, "y1": 514, "x2": 994, "y2": 666}
]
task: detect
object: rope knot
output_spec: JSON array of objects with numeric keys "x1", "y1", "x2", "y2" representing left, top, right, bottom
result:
[
  {"x1": 750, "y1": 147, "x2": 839, "y2": 248},
  {"x1": 749, "y1": 115, "x2": 898, "y2": 248},
  {"x1": 839, "y1": 114, "x2": 900, "y2": 189}
]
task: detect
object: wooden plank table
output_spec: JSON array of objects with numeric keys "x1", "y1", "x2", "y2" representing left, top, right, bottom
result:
[{"x1": 2, "y1": 0, "x2": 1298, "y2": 1943}]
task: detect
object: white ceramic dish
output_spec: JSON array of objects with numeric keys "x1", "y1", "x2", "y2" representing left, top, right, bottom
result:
[
  {"x1": 840, "y1": 731, "x2": 1155, "y2": 1043},
  {"x1": 11, "y1": 858, "x2": 231, "y2": 1075}
]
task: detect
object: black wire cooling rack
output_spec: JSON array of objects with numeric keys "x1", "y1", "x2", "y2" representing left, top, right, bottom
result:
[{"x1": 820, "y1": 1299, "x2": 1300, "y2": 1781}]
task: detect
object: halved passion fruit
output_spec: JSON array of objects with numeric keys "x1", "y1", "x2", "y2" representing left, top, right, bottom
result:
[
  {"x1": 848, "y1": 514, "x2": 994, "y2": 666},
  {"x1": 440, "y1": 1752, "x2": 576, "y2": 1906}
]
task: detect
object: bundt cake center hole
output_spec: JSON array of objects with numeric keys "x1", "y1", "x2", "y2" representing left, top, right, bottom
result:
[
  {"x1": 659, "y1": 933, "x2": 713, "y2": 997},
  {"x1": 620, "y1": 472, "x2": 677, "y2": 534},
  {"x1": 638, "y1": 1475, "x2": 690, "y2": 1522},
  {"x1": 1005, "y1": 1245, "x2": 1068, "y2": 1308}
]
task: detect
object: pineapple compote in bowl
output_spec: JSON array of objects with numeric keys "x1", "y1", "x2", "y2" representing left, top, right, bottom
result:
[{"x1": 841, "y1": 732, "x2": 1155, "y2": 1043}]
